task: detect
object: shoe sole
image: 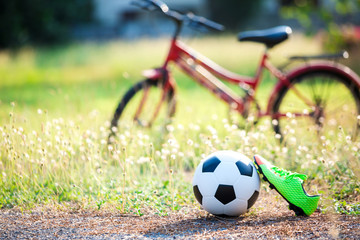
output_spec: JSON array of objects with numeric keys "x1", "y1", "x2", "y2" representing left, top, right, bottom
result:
[{"x1": 253, "y1": 157, "x2": 307, "y2": 216}]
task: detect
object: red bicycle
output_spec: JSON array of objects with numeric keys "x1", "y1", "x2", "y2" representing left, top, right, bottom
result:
[{"x1": 110, "y1": 0, "x2": 360, "y2": 142}]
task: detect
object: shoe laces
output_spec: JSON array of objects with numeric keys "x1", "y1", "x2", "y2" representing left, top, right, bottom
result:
[{"x1": 271, "y1": 166, "x2": 308, "y2": 182}]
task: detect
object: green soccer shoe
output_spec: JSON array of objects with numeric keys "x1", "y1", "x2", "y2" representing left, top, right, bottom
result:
[{"x1": 253, "y1": 155, "x2": 320, "y2": 216}]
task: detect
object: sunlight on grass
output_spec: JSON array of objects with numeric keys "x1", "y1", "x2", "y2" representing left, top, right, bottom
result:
[
  {"x1": 1, "y1": 107, "x2": 359, "y2": 215},
  {"x1": 0, "y1": 34, "x2": 322, "y2": 88}
]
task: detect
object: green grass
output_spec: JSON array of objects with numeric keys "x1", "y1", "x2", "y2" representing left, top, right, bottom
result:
[{"x1": 0, "y1": 35, "x2": 359, "y2": 215}]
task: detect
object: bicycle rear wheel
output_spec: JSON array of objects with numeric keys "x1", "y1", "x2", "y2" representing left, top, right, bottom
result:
[
  {"x1": 110, "y1": 79, "x2": 176, "y2": 137},
  {"x1": 272, "y1": 70, "x2": 360, "y2": 142}
]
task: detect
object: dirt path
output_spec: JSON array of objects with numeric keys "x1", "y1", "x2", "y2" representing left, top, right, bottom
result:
[{"x1": 1, "y1": 192, "x2": 359, "y2": 239}]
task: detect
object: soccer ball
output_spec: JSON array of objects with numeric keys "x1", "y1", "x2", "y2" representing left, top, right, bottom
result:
[{"x1": 192, "y1": 150, "x2": 260, "y2": 217}]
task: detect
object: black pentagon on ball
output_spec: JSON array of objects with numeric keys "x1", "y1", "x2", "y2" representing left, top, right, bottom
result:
[
  {"x1": 193, "y1": 185, "x2": 203, "y2": 205},
  {"x1": 247, "y1": 190, "x2": 259, "y2": 209},
  {"x1": 215, "y1": 184, "x2": 236, "y2": 205},
  {"x1": 202, "y1": 156, "x2": 221, "y2": 172},
  {"x1": 235, "y1": 160, "x2": 253, "y2": 177}
]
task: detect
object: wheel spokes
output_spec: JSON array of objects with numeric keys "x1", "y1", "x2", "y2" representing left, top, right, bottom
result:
[{"x1": 275, "y1": 73, "x2": 359, "y2": 140}]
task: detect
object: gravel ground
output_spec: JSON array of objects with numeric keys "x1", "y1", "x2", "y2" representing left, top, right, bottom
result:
[{"x1": 1, "y1": 192, "x2": 359, "y2": 239}]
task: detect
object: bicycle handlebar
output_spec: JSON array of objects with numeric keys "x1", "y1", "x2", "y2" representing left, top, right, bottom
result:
[
  {"x1": 185, "y1": 13, "x2": 224, "y2": 32},
  {"x1": 131, "y1": 0, "x2": 224, "y2": 32}
]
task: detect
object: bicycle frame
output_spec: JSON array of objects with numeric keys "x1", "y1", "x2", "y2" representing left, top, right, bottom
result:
[
  {"x1": 143, "y1": 38, "x2": 293, "y2": 118},
  {"x1": 140, "y1": 34, "x2": 360, "y2": 128}
]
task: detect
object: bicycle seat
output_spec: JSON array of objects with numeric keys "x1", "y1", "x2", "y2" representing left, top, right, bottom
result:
[{"x1": 238, "y1": 26, "x2": 292, "y2": 48}]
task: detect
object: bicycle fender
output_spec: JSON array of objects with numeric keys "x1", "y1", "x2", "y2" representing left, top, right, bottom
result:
[{"x1": 267, "y1": 61, "x2": 360, "y2": 114}]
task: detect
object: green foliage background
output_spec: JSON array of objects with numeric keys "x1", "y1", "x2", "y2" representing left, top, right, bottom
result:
[
  {"x1": 281, "y1": 0, "x2": 360, "y2": 50},
  {"x1": 207, "y1": 0, "x2": 261, "y2": 30},
  {"x1": 2, "y1": 0, "x2": 360, "y2": 50},
  {"x1": 0, "y1": 0, "x2": 93, "y2": 49}
]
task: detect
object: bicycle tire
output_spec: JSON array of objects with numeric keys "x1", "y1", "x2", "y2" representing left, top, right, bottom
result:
[
  {"x1": 272, "y1": 69, "x2": 360, "y2": 142},
  {"x1": 109, "y1": 79, "x2": 176, "y2": 137}
]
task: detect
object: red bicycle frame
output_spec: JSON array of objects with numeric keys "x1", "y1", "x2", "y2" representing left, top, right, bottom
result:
[
  {"x1": 142, "y1": 37, "x2": 360, "y2": 123},
  {"x1": 143, "y1": 38, "x2": 303, "y2": 119}
]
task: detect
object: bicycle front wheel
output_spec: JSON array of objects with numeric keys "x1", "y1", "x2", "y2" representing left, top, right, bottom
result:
[
  {"x1": 110, "y1": 79, "x2": 176, "y2": 135},
  {"x1": 272, "y1": 70, "x2": 360, "y2": 142}
]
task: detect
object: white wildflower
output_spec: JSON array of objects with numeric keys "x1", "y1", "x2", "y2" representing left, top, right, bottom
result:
[
  {"x1": 137, "y1": 157, "x2": 151, "y2": 164},
  {"x1": 166, "y1": 125, "x2": 174, "y2": 132}
]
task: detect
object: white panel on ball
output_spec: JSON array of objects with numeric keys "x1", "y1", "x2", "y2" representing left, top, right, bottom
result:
[
  {"x1": 195, "y1": 173, "x2": 219, "y2": 197},
  {"x1": 223, "y1": 199, "x2": 248, "y2": 216},
  {"x1": 214, "y1": 162, "x2": 241, "y2": 184},
  {"x1": 202, "y1": 197, "x2": 225, "y2": 216},
  {"x1": 234, "y1": 173, "x2": 260, "y2": 200}
]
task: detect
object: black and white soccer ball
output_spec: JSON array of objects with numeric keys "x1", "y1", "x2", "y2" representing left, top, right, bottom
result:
[{"x1": 193, "y1": 150, "x2": 260, "y2": 217}]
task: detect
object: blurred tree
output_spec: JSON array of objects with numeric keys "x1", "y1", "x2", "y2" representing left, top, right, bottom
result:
[
  {"x1": 280, "y1": 0, "x2": 360, "y2": 50},
  {"x1": 0, "y1": 0, "x2": 93, "y2": 49},
  {"x1": 207, "y1": 0, "x2": 262, "y2": 30}
]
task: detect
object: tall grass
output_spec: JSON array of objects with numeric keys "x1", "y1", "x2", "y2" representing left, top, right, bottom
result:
[{"x1": 0, "y1": 35, "x2": 359, "y2": 215}]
